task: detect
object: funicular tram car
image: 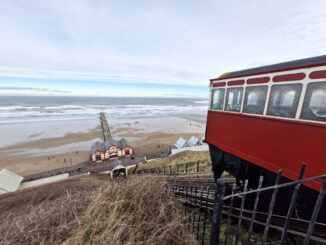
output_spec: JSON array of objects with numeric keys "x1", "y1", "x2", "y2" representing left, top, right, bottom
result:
[{"x1": 205, "y1": 55, "x2": 326, "y2": 222}]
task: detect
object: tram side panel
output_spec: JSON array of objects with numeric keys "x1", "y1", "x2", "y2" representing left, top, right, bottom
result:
[{"x1": 205, "y1": 110, "x2": 326, "y2": 192}]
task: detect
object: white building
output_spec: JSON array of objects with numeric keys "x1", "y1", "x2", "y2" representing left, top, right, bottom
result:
[
  {"x1": 171, "y1": 135, "x2": 208, "y2": 155},
  {"x1": 0, "y1": 169, "x2": 24, "y2": 194},
  {"x1": 91, "y1": 138, "x2": 133, "y2": 163}
]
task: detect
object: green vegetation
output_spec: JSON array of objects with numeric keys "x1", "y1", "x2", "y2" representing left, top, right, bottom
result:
[
  {"x1": 83, "y1": 230, "x2": 92, "y2": 242},
  {"x1": 137, "y1": 151, "x2": 211, "y2": 173}
]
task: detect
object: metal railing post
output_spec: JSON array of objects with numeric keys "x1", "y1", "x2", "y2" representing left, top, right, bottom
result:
[
  {"x1": 192, "y1": 187, "x2": 198, "y2": 231},
  {"x1": 202, "y1": 186, "x2": 210, "y2": 245},
  {"x1": 235, "y1": 179, "x2": 248, "y2": 245},
  {"x1": 262, "y1": 170, "x2": 282, "y2": 245},
  {"x1": 210, "y1": 178, "x2": 225, "y2": 245},
  {"x1": 189, "y1": 186, "x2": 193, "y2": 229},
  {"x1": 304, "y1": 177, "x2": 326, "y2": 245},
  {"x1": 197, "y1": 160, "x2": 200, "y2": 172},
  {"x1": 280, "y1": 163, "x2": 306, "y2": 244},
  {"x1": 185, "y1": 186, "x2": 188, "y2": 216},
  {"x1": 197, "y1": 186, "x2": 204, "y2": 240},
  {"x1": 224, "y1": 184, "x2": 236, "y2": 245},
  {"x1": 247, "y1": 176, "x2": 264, "y2": 244}
]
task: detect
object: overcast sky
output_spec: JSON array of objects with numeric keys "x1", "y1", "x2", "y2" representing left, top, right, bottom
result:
[{"x1": 0, "y1": 0, "x2": 326, "y2": 97}]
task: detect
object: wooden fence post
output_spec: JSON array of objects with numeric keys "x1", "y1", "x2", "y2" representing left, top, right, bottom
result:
[{"x1": 197, "y1": 160, "x2": 199, "y2": 172}]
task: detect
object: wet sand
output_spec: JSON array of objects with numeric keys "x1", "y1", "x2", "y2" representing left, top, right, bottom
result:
[{"x1": 0, "y1": 116, "x2": 206, "y2": 176}]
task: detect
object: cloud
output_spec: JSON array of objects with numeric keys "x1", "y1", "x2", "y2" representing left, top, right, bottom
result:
[
  {"x1": 0, "y1": 86, "x2": 70, "y2": 94},
  {"x1": 0, "y1": 0, "x2": 325, "y2": 95}
]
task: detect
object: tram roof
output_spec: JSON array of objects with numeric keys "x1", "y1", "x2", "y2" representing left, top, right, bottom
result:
[{"x1": 211, "y1": 55, "x2": 326, "y2": 81}]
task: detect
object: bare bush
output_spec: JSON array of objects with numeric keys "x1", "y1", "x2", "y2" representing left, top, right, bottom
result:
[
  {"x1": 0, "y1": 177, "x2": 104, "y2": 245},
  {"x1": 65, "y1": 176, "x2": 196, "y2": 245},
  {"x1": 0, "y1": 176, "x2": 195, "y2": 245}
]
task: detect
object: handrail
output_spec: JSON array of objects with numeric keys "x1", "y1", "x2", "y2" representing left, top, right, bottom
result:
[{"x1": 223, "y1": 174, "x2": 326, "y2": 201}]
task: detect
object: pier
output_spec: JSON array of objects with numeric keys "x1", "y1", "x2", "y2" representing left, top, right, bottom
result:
[{"x1": 100, "y1": 112, "x2": 113, "y2": 142}]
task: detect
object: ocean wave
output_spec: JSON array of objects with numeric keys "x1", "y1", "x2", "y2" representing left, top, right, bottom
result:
[
  {"x1": 43, "y1": 105, "x2": 86, "y2": 110},
  {"x1": 0, "y1": 101, "x2": 208, "y2": 124},
  {"x1": 194, "y1": 100, "x2": 209, "y2": 104},
  {"x1": 0, "y1": 106, "x2": 40, "y2": 111}
]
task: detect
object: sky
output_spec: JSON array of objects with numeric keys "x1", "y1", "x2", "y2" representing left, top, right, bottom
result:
[{"x1": 0, "y1": 0, "x2": 326, "y2": 98}]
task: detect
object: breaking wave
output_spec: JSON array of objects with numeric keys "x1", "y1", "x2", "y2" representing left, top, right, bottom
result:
[{"x1": 0, "y1": 97, "x2": 208, "y2": 123}]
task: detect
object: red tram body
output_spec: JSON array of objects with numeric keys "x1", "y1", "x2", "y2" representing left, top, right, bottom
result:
[
  {"x1": 206, "y1": 111, "x2": 325, "y2": 191},
  {"x1": 205, "y1": 56, "x2": 326, "y2": 219}
]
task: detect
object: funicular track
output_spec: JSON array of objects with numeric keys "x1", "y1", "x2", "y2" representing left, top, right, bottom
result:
[{"x1": 169, "y1": 179, "x2": 326, "y2": 244}]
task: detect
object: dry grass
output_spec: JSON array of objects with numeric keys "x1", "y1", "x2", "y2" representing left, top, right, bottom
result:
[
  {"x1": 65, "y1": 177, "x2": 196, "y2": 245},
  {"x1": 0, "y1": 175, "x2": 196, "y2": 245},
  {"x1": 0, "y1": 176, "x2": 106, "y2": 245}
]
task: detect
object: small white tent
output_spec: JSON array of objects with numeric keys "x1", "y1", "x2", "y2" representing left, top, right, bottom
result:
[
  {"x1": 0, "y1": 169, "x2": 23, "y2": 194},
  {"x1": 188, "y1": 136, "x2": 200, "y2": 147},
  {"x1": 174, "y1": 137, "x2": 190, "y2": 149}
]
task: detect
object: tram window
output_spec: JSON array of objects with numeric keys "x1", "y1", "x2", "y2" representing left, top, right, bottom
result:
[
  {"x1": 301, "y1": 82, "x2": 326, "y2": 122},
  {"x1": 225, "y1": 87, "x2": 243, "y2": 112},
  {"x1": 211, "y1": 88, "x2": 225, "y2": 110},
  {"x1": 267, "y1": 84, "x2": 302, "y2": 118},
  {"x1": 243, "y1": 86, "x2": 268, "y2": 115}
]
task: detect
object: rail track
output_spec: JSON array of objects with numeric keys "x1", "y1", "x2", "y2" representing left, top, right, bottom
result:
[
  {"x1": 170, "y1": 182, "x2": 326, "y2": 244},
  {"x1": 161, "y1": 172, "x2": 234, "y2": 188}
]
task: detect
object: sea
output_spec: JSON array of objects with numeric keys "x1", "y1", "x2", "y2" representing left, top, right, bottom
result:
[
  {"x1": 0, "y1": 96, "x2": 208, "y2": 148},
  {"x1": 0, "y1": 96, "x2": 208, "y2": 124}
]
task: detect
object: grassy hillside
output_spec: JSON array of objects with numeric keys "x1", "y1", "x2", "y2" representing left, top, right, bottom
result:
[
  {"x1": 0, "y1": 175, "x2": 196, "y2": 245},
  {"x1": 137, "y1": 150, "x2": 212, "y2": 173}
]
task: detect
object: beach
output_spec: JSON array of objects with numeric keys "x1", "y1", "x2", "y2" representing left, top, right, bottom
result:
[{"x1": 0, "y1": 96, "x2": 208, "y2": 176}]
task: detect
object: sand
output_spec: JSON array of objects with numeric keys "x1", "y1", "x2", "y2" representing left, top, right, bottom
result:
[
  {"x1": 0, "y1": 119, "x2": 101, "y2": 149},
  {"x1": 0, "y1": 116, "x2": 206, "y2": 176}
]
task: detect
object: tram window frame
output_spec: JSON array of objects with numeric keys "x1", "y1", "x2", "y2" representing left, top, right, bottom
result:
[
  {"x1": 211, "y1": 88, "x2": 225, "y2": 110},
  {"x1": 243, "y1": 85, "x2": 268, "y2": 115},
  {"x1": 225, "y1": 87, "x2": 243, "y2": 112},
  {"x1": 300, "y1": 82, "x2": 326, "y2": 122},
  {"x1": 267, "y1": 83, "x2": 302, "y2": 118}
]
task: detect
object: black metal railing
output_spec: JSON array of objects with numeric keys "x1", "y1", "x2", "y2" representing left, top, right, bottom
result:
[
  {"x1": 171, "y1": 163, "x2": 326, "y2": 245},
  {"x1": 170, "y1": 184, "x2": 214, "y2": 244}
]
